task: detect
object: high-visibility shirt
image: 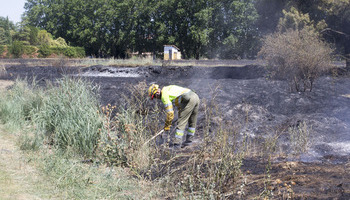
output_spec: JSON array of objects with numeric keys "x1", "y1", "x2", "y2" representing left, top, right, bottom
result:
[{"x1": 161, "y1": 85, "x2": 191, "y2": 129}]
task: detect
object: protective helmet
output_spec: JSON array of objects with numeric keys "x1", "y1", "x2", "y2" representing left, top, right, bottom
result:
[{"x1": 148, "y1": 84, "x2": 159, "y2": 100}]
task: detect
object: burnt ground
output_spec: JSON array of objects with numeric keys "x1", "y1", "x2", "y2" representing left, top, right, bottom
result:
[{"x1": 2, "y1": 61, "x2": 350, "y2": 199}]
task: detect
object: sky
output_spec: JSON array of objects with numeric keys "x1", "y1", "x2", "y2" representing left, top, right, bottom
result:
[{"x1": 0, "y1": 0, "x2": 26, "y2": 24}]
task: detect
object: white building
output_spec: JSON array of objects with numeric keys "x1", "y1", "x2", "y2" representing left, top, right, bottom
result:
[{"x1": 164, "y1": 45, "x2": 181, "y2": 60}]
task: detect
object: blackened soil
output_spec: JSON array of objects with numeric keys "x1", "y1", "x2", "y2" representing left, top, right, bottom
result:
[{"x1": 1, "y1": 61, "x2": 350, "y2": 198}]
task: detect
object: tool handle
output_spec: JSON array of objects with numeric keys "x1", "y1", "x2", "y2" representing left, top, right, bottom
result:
[{"x1": 143, "y1": 129, "x2": 164, "y2": 146}]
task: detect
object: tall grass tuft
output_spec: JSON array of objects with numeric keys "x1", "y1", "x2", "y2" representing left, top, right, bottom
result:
[
  {"x1": 0, "y1": 78, "x2": 43, "y2": 131},
  {"x1": 33, "y1": 76, "x2": 103, "y2": 156}
]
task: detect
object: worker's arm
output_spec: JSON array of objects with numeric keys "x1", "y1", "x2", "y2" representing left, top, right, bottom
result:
[
  {"x1": 164, "y1": 103, "x2": 174, "y2": 130},
  {"x1": 161, "y1": 90, "x2": 174, "y2": 131}
]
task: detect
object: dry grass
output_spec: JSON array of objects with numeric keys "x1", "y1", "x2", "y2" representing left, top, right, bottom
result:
[{"x1": 0, "y1": 127, "x2": 55, "y2": 199}]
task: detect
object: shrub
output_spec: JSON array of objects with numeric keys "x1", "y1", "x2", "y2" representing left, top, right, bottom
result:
[
  {"x1": 63, "y1": 47, "x2": 77, "y2": 58},
  {"x1": 23, "y1": 45, "x2": 37, "y2": 56},
  {"x1": 10, "y1": 40, "x2": 24, "y2": 58},
  {"x1": 38, "y1": 44, "x2": 51, "y2": 57},
  {"x1": 259, "y1": 28, "x2": 334, "y2": 92}
]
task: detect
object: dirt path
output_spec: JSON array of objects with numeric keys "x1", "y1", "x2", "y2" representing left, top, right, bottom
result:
[{"x1": 0, "y1": 129, "x2": 44, "y2": 200}]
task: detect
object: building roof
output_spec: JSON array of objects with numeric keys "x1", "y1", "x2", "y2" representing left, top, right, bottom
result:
[{"x1": 164, "y1": 45, "x2": 180, "y2": 50}]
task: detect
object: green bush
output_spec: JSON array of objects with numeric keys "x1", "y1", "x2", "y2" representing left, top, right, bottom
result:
[
  {"x1": 23, "y1": 45, "x2": 37, "y2": 56},
  {"x1": 38, "y1": 44, "x2": 51, "y2": 57},
  {"x1": 50, "y1": 46, "x2": 65, "y2": 55},
  {"x1": 63, "y1": 47, "x2": 77, "y2": 58},
  {"x1": 10, "y1": 40, "x2": 24, "y2": 58}
]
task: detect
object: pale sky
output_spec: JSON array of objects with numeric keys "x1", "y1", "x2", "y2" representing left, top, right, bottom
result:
[{"x1": 0, "y1": 0, "x2": 26, "y2": 24}]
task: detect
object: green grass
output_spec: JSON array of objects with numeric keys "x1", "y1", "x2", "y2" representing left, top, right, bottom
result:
[{"x1": 33, "y1": 77, "x2": 103, "y2": 156}]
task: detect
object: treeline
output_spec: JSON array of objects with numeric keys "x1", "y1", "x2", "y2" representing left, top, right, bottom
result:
[
  {"x1": 0, "y1": 17, "x2": 85, "y2": 58},
  {"x1": 1, "y1": 0, "x2": 349, "y2": 61},
  {"x1": 23, "y1": 0, "x2": 259, "y2": 59}
]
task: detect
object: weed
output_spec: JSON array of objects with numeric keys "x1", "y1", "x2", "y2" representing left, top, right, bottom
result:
[{"x1": 289, "y1": 121, "x2": 311, "y2": 155}]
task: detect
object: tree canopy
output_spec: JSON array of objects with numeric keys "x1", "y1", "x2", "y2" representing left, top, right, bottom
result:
[{"x1": 23, "y1": 0, "x2": 259, "y2": 59}]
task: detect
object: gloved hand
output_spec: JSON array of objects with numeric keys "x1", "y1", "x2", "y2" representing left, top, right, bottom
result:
[{"x1": 164, "y1": 125, "x2": 171, "y2": 131}]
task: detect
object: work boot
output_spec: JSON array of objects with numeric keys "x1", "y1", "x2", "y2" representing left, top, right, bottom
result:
[
  {"x1": 182, "y1": 135, "x2": 194, "y2": 147},
  {"x1": 169, "y1": 137, "x2": 182, "y2": 151}
]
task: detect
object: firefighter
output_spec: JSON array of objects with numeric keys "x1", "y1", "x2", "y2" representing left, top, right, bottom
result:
[{"x1": 148, "y1": 84, "x2": 200, "y2": 148}]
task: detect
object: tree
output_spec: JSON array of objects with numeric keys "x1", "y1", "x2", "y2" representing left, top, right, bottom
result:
[
  {"x1": 23, "y1": 0, "x2": 260, "y2": 59},
  {"x1": 317, "y1": 0, "x2": 350, "y2": 69},
  {"x1": 0, "y1": 17, "x2": 14, "y2": 45}
]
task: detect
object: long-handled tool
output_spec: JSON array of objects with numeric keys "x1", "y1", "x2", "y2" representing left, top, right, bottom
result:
[
  {"x1": 143, "y1": 129, "x2": 164, "y2": 146},
  {"x1": 143, "y1": 119, "x2": 178, "y2": 146}
]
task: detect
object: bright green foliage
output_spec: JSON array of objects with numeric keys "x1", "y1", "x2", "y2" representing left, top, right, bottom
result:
[
  {"x1": 0, "y1": 78, "x2": 103, "y2": 156},
  {"x1": 52, "y1": 37, "x2": 68, "y2": 47},
  {"x1": 37, "y1": 29, "x2": 54, "y2": 46}
]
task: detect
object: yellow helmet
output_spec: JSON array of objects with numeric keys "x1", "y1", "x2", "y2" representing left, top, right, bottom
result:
[{"x1": 148, "y1": 84, "x2": 159, "y2": 99}]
